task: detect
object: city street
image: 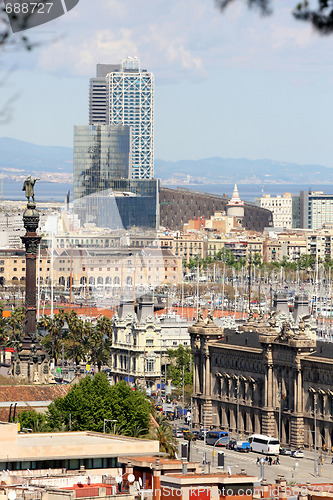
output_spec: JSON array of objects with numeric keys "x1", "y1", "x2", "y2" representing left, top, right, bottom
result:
[{"x1": 179, "y1": 438, "x2": 333, "y2": 483}]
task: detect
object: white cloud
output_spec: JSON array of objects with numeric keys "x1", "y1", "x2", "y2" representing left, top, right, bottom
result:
[{"x1": 15, "y1": 0, "x2": 333, "y2": 82}]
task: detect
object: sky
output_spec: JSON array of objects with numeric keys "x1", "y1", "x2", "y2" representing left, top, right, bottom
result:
[{"x1": 1, "y1": 0, "x2": 333, "y2": 167}]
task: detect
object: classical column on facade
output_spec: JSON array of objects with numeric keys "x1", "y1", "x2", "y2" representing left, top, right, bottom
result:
[
  {"x1": 261, "y1": 345, "x2": 276, "y2": 436},
  {"x1": 204, "y1": 346, "x2": 210, "y2": 396},
  {"x1": 290, "y1": 358, "x2": 305, "y2": 448},
  {"x1": 11, "y1": 179, "x2": 52, "y2": 384},
  {"x1": 193, "y1": 355, "x2": 198, "y2": 394},
  {"x1": 189, "y1": 313, "x2": 223, "y2": 427}
]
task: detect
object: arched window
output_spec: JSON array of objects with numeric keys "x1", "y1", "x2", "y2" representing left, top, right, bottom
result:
[
  {"x1": 114, "y1": 276, "x2": 120, "y2": 285},
  {"x1": 59, "y1": 276, "x2": 65, "y2": 286},
  {"x1": 126, "y1": 276, "x2": 132, "y2": 286},
  {"x1": 97, "y1": 276, "x2": 103, "y2": 285},
  {"x1": 80, "y1": 276, "x2": 87, "y2": 285},
  {"x1": 89, "y1": 276, "x2": 95, "y2": 285}
]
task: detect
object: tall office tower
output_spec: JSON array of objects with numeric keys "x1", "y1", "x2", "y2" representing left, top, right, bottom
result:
[
  {"x1": 73, "y1": 124, "x2": 131, "y2": 201},
  {"x1": 300, "y1": 190, "x2": 333, "y2": 229},
  {"x1": 73, "y1": 124, "x2": 159, "y2": 230},
  {"x1": 105, "y1": 57, "x2": 154, "y2": 180},
  {"x1": 89, "y1": 64, "x2": 121, "y2": 125}
]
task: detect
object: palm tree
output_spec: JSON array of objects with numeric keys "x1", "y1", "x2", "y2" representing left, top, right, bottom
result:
[
  {"x1": 6, "y1": 307, "x2": 25, "y2": 345},
  {"x1": 39, "y1": 312, "x2": 66, "y2": 364},
  {"x1": 65, "y1": 311, "x2": 86, "y2": 366},
  {"x1": 151, "y1": 414, "x2": 177, "y2": 458},
  {"x1": 88, "y1": 316, "x2": 113, "y2": 371}
]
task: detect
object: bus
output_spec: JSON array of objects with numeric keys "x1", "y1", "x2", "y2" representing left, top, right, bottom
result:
[
  {"x1": 206, "y1": 430, "x2": 229, "y2": 446},
  {"x1": 248, "y1": 434, "x2": 280, "y2": 455}
]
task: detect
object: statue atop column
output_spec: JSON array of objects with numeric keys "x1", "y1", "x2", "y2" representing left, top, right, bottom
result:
[
  {"x1": 10, "y1": 176, "x2": 53, "y2": 384},
  {"x1": 22, "y1": 176, "x2": 40, "y2": 204}
]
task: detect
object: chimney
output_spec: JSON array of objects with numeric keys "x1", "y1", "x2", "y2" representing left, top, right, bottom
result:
[
  {"x1": 293, "y1": 294, "x2": 310, "y2": 322},
  {"x1": 118, "y1": 296, "x2": 135, "y2": 319},
  {"x1": 273, "y1": 293, "x2": 290, "y2": 315},
  {"x1": 137, "y1": 294, "x2": 154, "y2": 324}
]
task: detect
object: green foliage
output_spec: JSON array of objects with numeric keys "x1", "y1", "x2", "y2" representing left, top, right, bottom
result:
[
  {"x1": 297, "y1": 253, "x2": 316, "y2": 270},
  {"x1": 150, "y1": 413, "x2": 177, "y2": 458},
  {"x1": 184, "y1": 247, "x2": 248, "y2": 272},
  {"x1": 5, "y1": 307, "x2": 25, "y2": 345},
  {"x1": 167, "y1": 345, "x2": 193, "y2": 388},
  {"x1": 216, "y1": 0, "x2": 333, "y2": 35},
  {"x1": 17, "y1": 409, "x2": 48, "y2": 432},
  {"x1": 0, "y1": 305, "x2": 6, "y2": 344},
  {"x1": 39, "y1": 310, "x2": 66, "y2": 363},
  {"x1": 38, "y1": 311, "x2": 112, "y2": 369},
  {"x1": 47, "y1": 374, "x2": 152, "y2": 436}
]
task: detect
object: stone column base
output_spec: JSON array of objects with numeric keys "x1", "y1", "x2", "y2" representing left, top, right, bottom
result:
[
  {"x1": 261, "y1": 410, "x2": 276, "y2": 437},
  {"x1": 290, "y1": 415, "x2": 305, "y2": 448}
]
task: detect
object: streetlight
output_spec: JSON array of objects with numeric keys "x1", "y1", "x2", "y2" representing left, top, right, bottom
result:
[{"x1": 103, "y1": 419, "x2": 117, "y2": 434}]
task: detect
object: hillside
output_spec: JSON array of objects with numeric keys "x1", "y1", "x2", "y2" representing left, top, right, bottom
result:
[{"x1": 1, "y1": 137, "x2": 333, "y2": 185}]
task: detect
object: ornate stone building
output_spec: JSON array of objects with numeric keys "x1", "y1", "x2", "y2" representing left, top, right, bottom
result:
[
  {"x1": 110, "y1": 296, "x2": 163, "y2": 389},
  {"x1": 190, "y1": 295, "x2": 333, "y2": 449}
]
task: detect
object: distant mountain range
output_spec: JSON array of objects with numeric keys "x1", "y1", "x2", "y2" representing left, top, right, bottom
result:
[
  {"x1": 0, "y1": 136, "x2": 332, "y2": 185},
  {"x1": 0, "y1": 137, "x2": 72, "y2": 174}
]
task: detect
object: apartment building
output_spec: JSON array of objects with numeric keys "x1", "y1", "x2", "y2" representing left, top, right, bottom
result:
[{"x1": 256, "y1": 192, "x2": 294, "y2": 228}]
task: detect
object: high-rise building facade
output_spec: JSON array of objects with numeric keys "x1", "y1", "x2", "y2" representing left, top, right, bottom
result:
[
  {"x1": 300, "y1": 190, "x2": 333, "y2": 230},
  {"x1": 255, "y1": 192, "x2": 293, "y2": 228},
  {"x1": 105, "y1": 57, "x2": 154, "y2": 180},
  {"x1": 73, "y1": 124, "x2": 159, "y2": 230},
  {"x1": 89, "y1": 64, "x2": 121, "y2": 125},
  {"x1": 89, "y1": 58, "x2": 154, "y2": 179},
  {"x1": 73, "y1": 124, "x2": 131, "y2": 201}
]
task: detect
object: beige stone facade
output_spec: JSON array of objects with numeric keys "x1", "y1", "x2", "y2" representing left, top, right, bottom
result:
[
  {"x1": 160, "y1": 233, "x2": 206, "y2": 264},
  {"x1": 0, "y1": 247, "x2": 181, "y2": 289},
  {"x1": 110, "y1": 297, "x2": 162, "y2": 389},
  {"x1": 190, "y1": 296, "x2": 333, "y2": 449},
  {"x1": 0, "y1": 422, "x2": 159, "y2": 470}
]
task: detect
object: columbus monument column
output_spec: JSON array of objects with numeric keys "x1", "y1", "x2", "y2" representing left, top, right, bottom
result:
[{"x1": 11, "y1": 177, "x2": 52, "y2": 383}]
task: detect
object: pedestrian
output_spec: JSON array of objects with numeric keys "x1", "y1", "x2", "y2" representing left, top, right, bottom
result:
[
  {"x1": 276, "y1": 456, "x2": 280, "y2": 465},
  {"x1": 256, "y1": 457, "x2": 260, "y2": 465},
  {"x1": 331, "y1": 457, "x2": 333, "y2": 464},
  {"x1": 269, "y1": 456, "x2": 272, "y2": 466}
]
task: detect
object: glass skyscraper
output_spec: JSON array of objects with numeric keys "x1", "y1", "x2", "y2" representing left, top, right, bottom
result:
[
  {"x1": 73, "y1": 124, "x2": 131, "y2": 201},
  {"x1": 89, "y1": 57, "x2": 154, "y2": 180}
]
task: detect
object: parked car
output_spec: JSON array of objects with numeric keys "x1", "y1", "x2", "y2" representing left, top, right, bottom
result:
[
  {"x1": 234, "y1": 440, "x2": 251, "y2": 453},
  {"x1": 280, "y1": 448, "x2": 292, "y2": 456},
  {"x1": 291, "y1": 450, "x2": 304, "y2": 458},
  {"x1": 226, "y1": 439, "x2": 237, "y2": 450}
]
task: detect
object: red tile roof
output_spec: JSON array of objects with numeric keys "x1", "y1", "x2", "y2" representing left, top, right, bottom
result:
[{"x1": 0, "y1": 384, "x2": 70, "y2": 402}]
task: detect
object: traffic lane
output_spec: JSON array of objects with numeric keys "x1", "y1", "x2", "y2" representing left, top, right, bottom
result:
[{"x1": 182, "y1": 440, "x2": 333, "y2": 483}]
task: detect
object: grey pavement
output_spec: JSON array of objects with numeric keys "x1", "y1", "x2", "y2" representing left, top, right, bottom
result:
[{"x1": 179, "y1": 438, "x2": 333, "y2": 484}]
